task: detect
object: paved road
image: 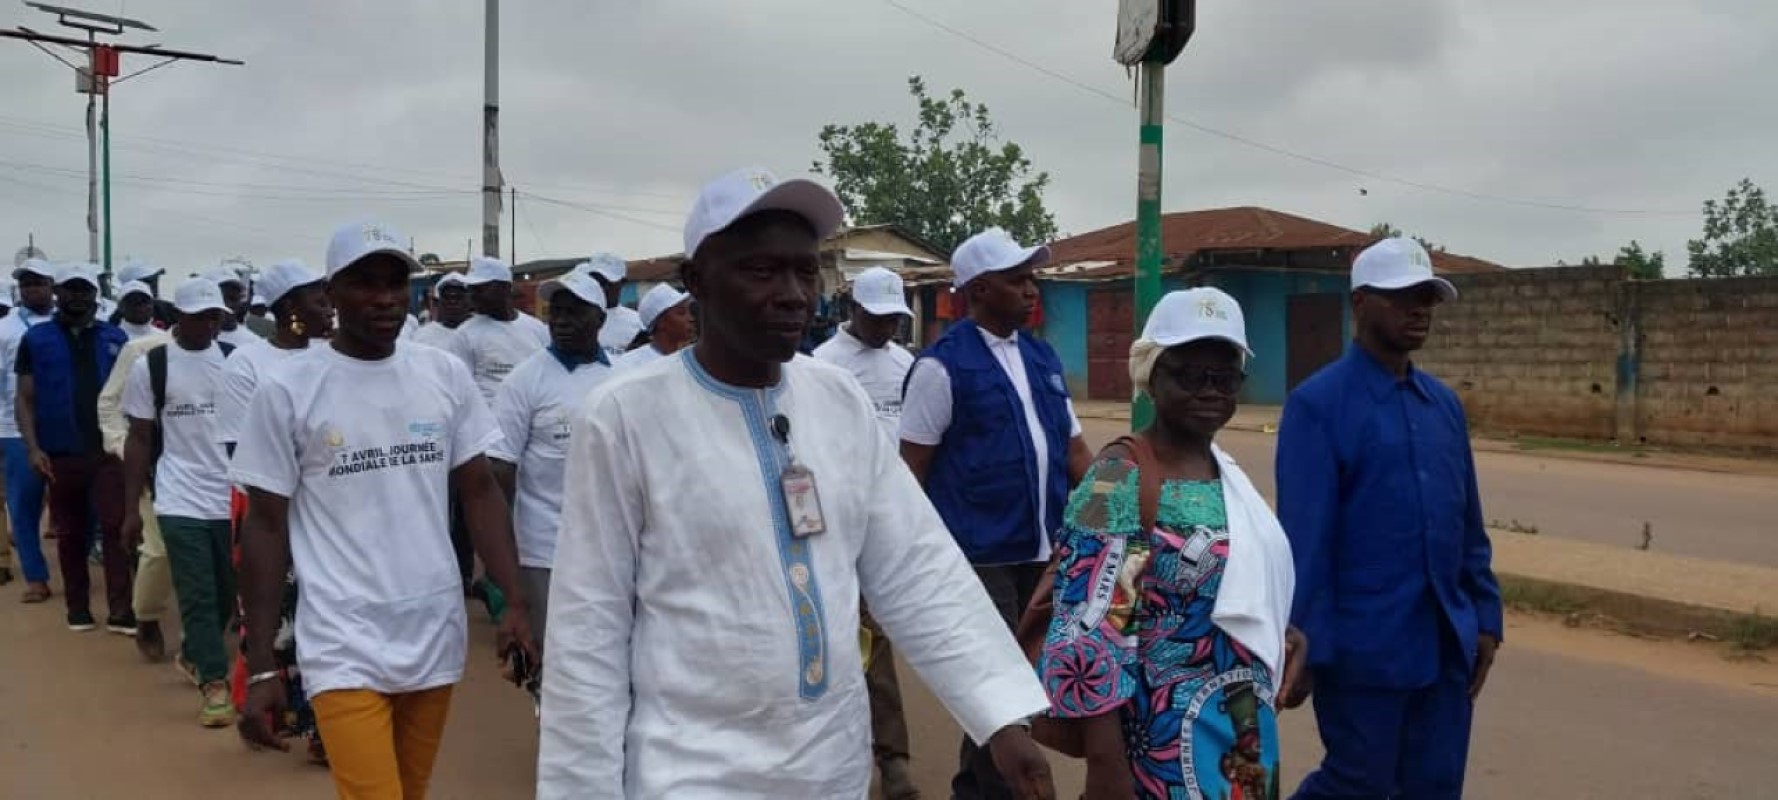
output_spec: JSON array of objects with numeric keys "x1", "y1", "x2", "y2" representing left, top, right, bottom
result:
[
  {"x1": 1078, "y1": 419, "x2": 1778, "y2": 569},
  {"x1": 5, "y1": 598, "x2": 1776, "y2": 799}
]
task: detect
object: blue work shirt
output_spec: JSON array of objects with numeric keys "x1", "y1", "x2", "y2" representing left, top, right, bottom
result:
[{"x1": 1276, "y1": 343, "x2": 1503, "y2": 689}]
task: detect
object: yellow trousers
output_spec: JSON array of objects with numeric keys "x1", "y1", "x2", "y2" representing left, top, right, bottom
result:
[{"x1": 311, "y1": 686, "x2": 455, "y2": 800}]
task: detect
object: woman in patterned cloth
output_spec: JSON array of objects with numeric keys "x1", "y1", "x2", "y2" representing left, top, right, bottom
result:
[{"x1": 1037, "y1": 288, "x2": 1306, "y2": 799}]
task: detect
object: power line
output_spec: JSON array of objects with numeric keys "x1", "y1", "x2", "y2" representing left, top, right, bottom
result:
[
  {"x1": 516, "y1": 190, "x2": 682, "y2": 234},
  {"x1": 876, "y1": 0, "x2": 1698, "y2": 217}
]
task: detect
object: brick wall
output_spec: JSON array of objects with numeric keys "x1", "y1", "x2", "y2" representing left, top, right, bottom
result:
[
  {"x1": 1416, "y1": 266, "x2": 1624, "y2": 441},
  {"x1": 1415, "y1": 267, "x2": 1778, "y2": 450}
]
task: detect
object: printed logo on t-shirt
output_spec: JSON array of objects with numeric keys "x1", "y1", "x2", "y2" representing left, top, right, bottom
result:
[
  {"x1": 165, "y1": 400, "x2": 216, "y2": 419},
  {"x1": 872, "y1": 399, "x2": 902, "y2": 422},
  {"x1": 549, "y1": 409, "x2": 572, "y2": 444},
  {"x1": 325, "y1": 419, "x2": 448, "y2": 477}
]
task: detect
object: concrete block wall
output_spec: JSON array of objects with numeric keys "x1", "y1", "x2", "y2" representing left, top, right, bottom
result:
[
  {"x1": 1416, "y1": 267, "x2": 1624, "y2": 440},
  {"x1": 1416, "y1": 266, "x2": 1778, "y2": 450},
  {"x1": 1632, "y1": 278, "x2": 1778, "y2": 448}
]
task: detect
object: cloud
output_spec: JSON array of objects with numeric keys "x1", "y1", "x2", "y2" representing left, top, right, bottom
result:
[{"x1": 1, "y1": 0, "x2": 1773, "y2": 281}]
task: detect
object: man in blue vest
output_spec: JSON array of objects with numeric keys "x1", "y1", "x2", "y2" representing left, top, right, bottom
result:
[
  {"x1": 1278, "y1": 238, "x2": 1503, "y2": 800},
  {"x1": 15, "y1": 262, "x2": 134, "y2": 633},
  {"x1": 0, "y1": 258, "x2": 59, "y2": 602},
  {"x1": 900, "y1": 227, "x2": 1091, "y2": 800}
]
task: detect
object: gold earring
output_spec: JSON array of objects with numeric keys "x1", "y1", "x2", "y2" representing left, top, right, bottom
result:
[{"x1": 290, "y1": 318, "x2": 306, "y2": 336}]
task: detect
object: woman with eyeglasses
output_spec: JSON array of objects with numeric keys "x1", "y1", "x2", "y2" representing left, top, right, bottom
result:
[{"x1": 1036, "y1": 287, "x2": 1307, "y2": 799}]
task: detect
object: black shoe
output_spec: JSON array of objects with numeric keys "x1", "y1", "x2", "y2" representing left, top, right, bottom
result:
[
  {"x1": 106, "y1": 612, "x2": 139, "y2": 636},
  {"x1": 0, "y1": 567, "x2": 13, "y2": 586},
  {"x1": 136, "y1": 620, "x2": 166, "y2": 661},
  {"x1": 68, "y1": 609, "x2": 97, "y2": 632}
]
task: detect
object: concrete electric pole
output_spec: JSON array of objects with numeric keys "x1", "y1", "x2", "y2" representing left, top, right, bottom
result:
[{"x1": 481, "y1": 0, "x2": 502, "y2": 259}]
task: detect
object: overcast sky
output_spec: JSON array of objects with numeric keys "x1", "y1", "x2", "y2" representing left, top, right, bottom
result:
[{"x1": 2, "y1": 0, "x2": 1774, "y2": 282}]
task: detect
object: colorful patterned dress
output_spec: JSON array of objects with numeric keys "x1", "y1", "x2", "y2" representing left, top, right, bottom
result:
[{"x1": 1038, "y1": 457, "x2": 1280, "y2": 800}]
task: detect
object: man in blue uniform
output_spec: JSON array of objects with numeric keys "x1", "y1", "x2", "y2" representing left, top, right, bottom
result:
[{"x1": 1278, "y1": 238, "x2": 1502, "y2": 800}]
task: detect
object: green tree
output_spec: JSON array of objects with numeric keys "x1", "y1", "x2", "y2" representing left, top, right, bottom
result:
[
  {"x1": 1367, "y1": 222, "x2": 1443, "y2": 252},
  {"x1": 1687, "y1": 179, "x2": 1778, "y2": 277},
  {"x1": 1615, "y1": 240, "x2": 1665, "y2": 280},
  {"x1": 814, "y1": 77, "x2": 1057, "y2": 253}
]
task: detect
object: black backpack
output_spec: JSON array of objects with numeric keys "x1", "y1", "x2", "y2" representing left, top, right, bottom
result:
[{"x1": 144, "y1": 341, "x2": 235, "y2": 467}]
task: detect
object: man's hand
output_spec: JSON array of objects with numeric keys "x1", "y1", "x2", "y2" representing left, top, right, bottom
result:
[
  {"x1": 987, "y1": 725, "x2": 1055, "y2": 800},
  {"x1": 120, "y1": 510, "x2": 144, "y2": 554},
  {"x1": 1277, "y1": 626, "x2": 1312, "y2": 710},
  {"x1": 1470, "y1": 633, "x2": 1500, "y2": 701},
  {"x1": 496, "y1": 599, "x2": 538, "y2": 666},
  {"x1": 238, "y1": 679, "x2": 290, "y2": 753},
  {"x1": 28, "y1": 449, "x2": 53, "y2": 483}
]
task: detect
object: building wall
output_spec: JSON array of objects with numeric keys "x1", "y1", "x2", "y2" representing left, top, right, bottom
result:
[
  {"x1": 1039, "y1": 282, "x2": 1090, "y2": 396},
  {"x1": 1414, "y1": 267, "x2": 1778, "y2": 449}
]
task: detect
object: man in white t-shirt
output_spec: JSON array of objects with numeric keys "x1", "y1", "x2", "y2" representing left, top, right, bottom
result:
[
  {"x1": 898, "y1": 227, "x2": 1092, "y2": 800},
  {"x1": 810, "y1": 264, "x2": 921, "y2": 799},
  {"x1": 0, "y1": 259, "x2": 57, "y2": 600},
  {"x1": 233, "y1": 220, "x2": 534, "y2": 798},
  {"x1": 115, "y1": 281, "x2": 161, "y2": 340},
  {"x1": 611, "y1": 283, "x2": 693, "y2": 371},
  {"x1": 582, "y1": 252, "x2": 645, "y2": 361},
  {"x1": 410, "y1": 273, "x2": 470, "y2": 351},
  {"x1": 205, "y1": 266, "x2": 262, "y2": 348},
  {"x1": 120, "y1": 277, "x2": 239, "y2": 728},
  {"x1": 447, "y1": 256, "x2": 550, "y2": 404},
  {"x1": 489, "y1": 269, "x2": 612, "y2": 672}
]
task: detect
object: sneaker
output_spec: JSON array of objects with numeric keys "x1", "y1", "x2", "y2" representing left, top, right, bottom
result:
[
  {"x1": 200, "y1": 681, "x2": 236, "y2": 728},
  {"x1": 106, "y1": 612, "x2": 139, "y2": 636},
  {"x1": 174, "y1": 653, "x2": 201, "y2": 686},
  {"x1": 67, "y1": 609, "x2": 97, "y2": 632},
  {"x1": 136, "y1": 620, "x2": 166, "y2": 662}
]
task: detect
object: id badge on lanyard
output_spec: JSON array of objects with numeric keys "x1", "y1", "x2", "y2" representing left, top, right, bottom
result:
[{"x1": 770, "y1": 412, "x2": 826, "y2": 538}]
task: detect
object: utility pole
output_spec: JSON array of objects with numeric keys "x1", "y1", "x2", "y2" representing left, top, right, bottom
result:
[
  {"x1": 481, "y1": 0, "x2": 502, "y2": 258},
  {"x1": 2, "y1": 2, "x2": 242, "y2": 290},
  {"x1": 1114, "y1": 0, "x2": 1194, "y2": 430},
  {"x1": 509, "y1": 185, "x2": 516, "y2": 265}
]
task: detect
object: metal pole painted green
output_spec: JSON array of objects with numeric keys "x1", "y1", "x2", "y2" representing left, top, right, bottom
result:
[{"x1": 1131, "y1": 59, "x2": 1165, "y2": 432}]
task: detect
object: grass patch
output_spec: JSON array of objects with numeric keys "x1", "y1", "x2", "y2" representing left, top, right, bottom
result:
[
  {"x1": 1726, "y1": 612, "x2": 1778, "y2": 653},
  {"x1": 1502, "y1": 580, "x2": 1585, "y2": 616}
]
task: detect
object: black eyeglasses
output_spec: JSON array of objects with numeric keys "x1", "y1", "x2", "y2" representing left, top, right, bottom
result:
[{"x1": 1155, "y1": 367, "x2": 1246, "y2": 396}]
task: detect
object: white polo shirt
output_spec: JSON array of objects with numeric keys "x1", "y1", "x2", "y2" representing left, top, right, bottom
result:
[
  {"x1": 899, "y1": 327, "x2": 1082, "y2": 563},
  {"x1": 488, "y1": 349, "x2": 614, "y2": 569},
  {"x1": 447, "y1": 312, "x2": 551, "y2": 403},
  {"x1": 0, "y1": 308, "x2": 54, "y2": 439}
]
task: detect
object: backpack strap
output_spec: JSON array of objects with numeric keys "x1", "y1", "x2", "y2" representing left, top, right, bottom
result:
[
  {"x1": 1106, "y1": 435, "x2": 1162, "y2": 531},
  {"x1": 145, "y1": 344, "x2": 168, "y2": 475}
]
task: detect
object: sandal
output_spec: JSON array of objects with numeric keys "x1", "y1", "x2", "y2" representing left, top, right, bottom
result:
[{"x1": 21, "y1": 584, "x2": 51, "y2": 603}]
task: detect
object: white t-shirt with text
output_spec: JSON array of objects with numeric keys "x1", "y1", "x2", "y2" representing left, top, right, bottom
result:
[
  {"x1": 447, "y1": 313, "x2": 551, "y2": 403},
  {"x1": 229, "y1": 342, "x2": 501, "y2": 696},
  {"x1": 121, "y1": 342, "x2": 233, "y2": 520},
  {"x1": 488, "y1": 349, "x2": 613, "y2": 569},
  {"x1": 812, "y1": 327, "x2": 914, "y2": 442}
]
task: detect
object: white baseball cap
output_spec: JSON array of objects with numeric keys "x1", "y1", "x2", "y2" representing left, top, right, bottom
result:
[
  {"x1": 682, "y1": 167, "x2": 845, "y2": 261},
  {"x1": 13, "y1": 258, "x2": 56, "y2": 281},
  {"x1": 325, "y1": 220, "x2": 422, "y2": 279},
  {"x1": 579, "y1": 252, "x2": 628, "y2": 285},
  {"x1": 462, "y1": 255, "x2": 513, "y2": 286},
  {"x1": 257, "y1": 259, "x2": 323, "y2": 307},
  {"x1": 430, "y1": 272, "x2": 468, "y2": 298},
  {"x1": 119, "y1": 280, "x2": 154, "y2": 301},
  {"x1": 851, "y1": 266, "x2": 912, "y2": 317},
  {"x1": 174, "y1": 277, "x2": 231, "y2": 316},
  {"x1": 538, "y1": 270, "x2": 606, "y2": 309},
  {"x1": 56, "y1": 262, "x2": 102, "y2": 289},
  {"x1": 1351, "y1": 237, "x2": 1457, "y2": 301},
  {"x1": 117, "y1": 260, "x2": 164, "y2": 284},
  {"x1": 638, "y1": 283, "x2": 691, "y2": 330},
  {"x1": 951, "y1": 227, "x2": 1049, "y2": 289},
  {"x1": 1141, "y1": 287, "x2": 1254, "y2": 358},
  {"x1": 203, "y1": 265, "x2": 248, "y2": 288}
]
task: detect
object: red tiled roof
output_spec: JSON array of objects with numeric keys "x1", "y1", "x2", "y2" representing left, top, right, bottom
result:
[
  {"x1": 628, "y1": 255, "x2": 684, "y2": 283},
  {"x1": 1047, "y1": 206, "x2": 1504, "y2": 276}
]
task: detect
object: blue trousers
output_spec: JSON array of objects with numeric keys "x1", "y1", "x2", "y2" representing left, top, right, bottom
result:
[
  {"x1": 2, "y1": 437, "x2": 50, "y2": 583},
  {"x1": 1291, "y1": 669, "x2": 1474, "y2": 800}
]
